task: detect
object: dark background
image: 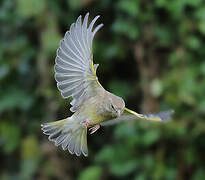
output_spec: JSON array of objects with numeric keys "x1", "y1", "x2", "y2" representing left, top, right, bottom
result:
[{"x1": 1, "y1": 0, "x2": 205, "y2": 179}]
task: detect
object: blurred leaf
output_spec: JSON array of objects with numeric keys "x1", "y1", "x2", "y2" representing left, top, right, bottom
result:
[
  {"x1": 108, "y1": 79, "x2": 132, "y2": 99},
  {"x1": 42, "y1": 29, "x2": 61, "y2": 53},
  {"x1": 42, "y1": 16, "x2": 61, "y2": 54},
  {"x1": 0, "y1": 88, "x2": 34, "y2": 112},
  {"x1": 166, "y1": 168, "x2": 177, "y2": 180},
  {"x1": 198, "y1": 21, "x2": 205, "y2": 34},
  {"x1": 103, "y1": 42, "x2": 126, "y2": 60},
  {"x1": 192, "y1": 168, "x2": 205, "y2": 180},
  {"x1": 110, "y1": 160, "x2": 137, "y2": 176},
  {"x1": 186, "y1": 36, "x2": 201, "y2": 50},
  {"x1": 67, "y1": 0, "x2": 83, "y2": 10},
  {"x1": 150, "y1": 79, "x2": 163, "y2": 97},
  {"x1": 114, "y1": 123, "x2": 136, "y2": 138},
  {"x1": 198, "y1": 101, "x2": 205, "y2": 114},
  {"x1": 20, "y1": 159, "x2": 39, "y2": 180},
  {"x1": 78, "y1": 166, "x2": 102, "y2": 180},
  {"x1": 165, "y1": 1, "x2": 186, "y2": 18},
  {"x1": 195, "y1": 7, "x2": 205, "y2": 34},
  {"x1": 117, "y1": 0, "x2": 139, "y2": 16},
  {"x1": 154, "y1": 25, "x2": 174, "y2": 47},
  {"x1": 186, "y1": 0, "x2": 203, "y2": 7},
  {"x1": 0, "y1": 65, "x2": 9, "y2": 79},
  {"x1": 195, "y1": 7, "x2": 205, "y2": 20},
  {"x1": 96, "y1": 145, "x2": 115, "y2": 162},
  {"x1": 200, "y1": 62, "x2": 205, "y2": 75},
  {"x1": 20, "y1": 136, "x2": 40, "y2": 179},
  {"x1": 0, "y1": 121, "x2": 20, "y2": 153},
  {"x1": 135, "y1": 173, "x2": 147, "y2": 180},
  {"x1": 143, "y1": 155, "x2": 155, "y2": 169},
  {"x1": 17, "y1": 0, "x2": 46, "y2": 18},
  {"x1": 112, "y1": 18, "x2": 139, "y2": 39},
  {"x1": 21, "y1": 135, "x2": 40, "y2": 159},
  {"x1": 143, "y1": 129, "x2": 160, "y2": 146}
]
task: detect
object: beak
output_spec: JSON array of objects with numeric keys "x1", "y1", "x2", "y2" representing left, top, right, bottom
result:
[{"x1": 117, "y1": 110, "x2": 121, "y2": 117}]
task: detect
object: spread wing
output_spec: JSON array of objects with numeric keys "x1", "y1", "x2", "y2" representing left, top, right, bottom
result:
[
  {"x1": 100, "y1": 108, "x2": 174, "y2": 126},
  {"x1": 54, "y1": 13, "x2": 104, "y2": 112}
]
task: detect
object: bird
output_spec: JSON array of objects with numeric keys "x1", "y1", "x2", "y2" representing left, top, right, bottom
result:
[{"x1": 41, "y1": 13, "x2": 174, "y2": 157}]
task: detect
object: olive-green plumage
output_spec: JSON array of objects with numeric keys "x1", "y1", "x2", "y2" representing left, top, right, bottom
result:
[{"x1": 41, "y1": 13, "x2": 174, "y2": 157}]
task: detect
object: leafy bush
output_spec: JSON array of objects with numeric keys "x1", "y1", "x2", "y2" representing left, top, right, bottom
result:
[{"x1": 1, "y1": 0, "x2": 205, "y2": 179}]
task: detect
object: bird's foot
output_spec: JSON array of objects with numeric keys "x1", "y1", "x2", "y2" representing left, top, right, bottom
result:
[
  {"x1": 89, "y1": 124, "x2": 100, "y2": 134},
  {"x1": 84, "y1": 119, "x2": 90, "y2": 129}
]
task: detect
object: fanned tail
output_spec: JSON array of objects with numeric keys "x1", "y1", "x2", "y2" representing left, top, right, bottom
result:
[{"x1": 41, "y1": 118, "x2": 88, "y2": 156}]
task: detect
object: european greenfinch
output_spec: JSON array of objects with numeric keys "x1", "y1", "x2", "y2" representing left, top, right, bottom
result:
[{"x1": 41, "y1": 13, "x2": 174, "y2": 157}]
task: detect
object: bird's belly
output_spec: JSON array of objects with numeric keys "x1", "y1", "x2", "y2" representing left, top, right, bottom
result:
[
  {"x1": 91, "y1": 116, "x2": 111, "y2": 126},
  {"x1": 80, "y1": 106, "x2": 112, "y2": 126},
  {"x1": 77, "y1": 96, "x2": 114, "y2": 126},
  {"x1": 88, "y1": 111, "x2": 112, "y2": 126}
]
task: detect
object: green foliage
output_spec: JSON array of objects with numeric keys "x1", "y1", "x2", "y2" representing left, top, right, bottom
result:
[
  {"x1": 20, "y1": 136, "x2": 41, "y2": 180},
  {"x1": 1, "y1": 0, "x2": 205, "y2": 179},
  {"x1": 108, "y1": 79, "x2": 132, "y2": 99},
  {"x1": 0, "y1": 88, "x2": 34, "y2": 112},
  {"x1": 112, "y1": 18, "x2": 139, "y2": 40},
  {"x1": 0, "y1": 121, "x2": 20, "y2": 153},
  {"x1": 78, "y1": 166, "x2": 102, "y2": 180},
  {"x1": 17, "y1": 0, "x2": 46, "y2": 18}
]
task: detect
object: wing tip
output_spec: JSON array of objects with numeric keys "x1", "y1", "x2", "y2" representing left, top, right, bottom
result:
[
  {"x1": 84, "y1": 12, "x2": 89, "y2": 20},
  {"x1": 158, "y1": 109, "x2": 175, "y2": 122}
]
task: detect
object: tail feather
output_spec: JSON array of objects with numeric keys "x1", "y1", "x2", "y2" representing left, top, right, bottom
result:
[
  {"x1": 41, "y1": 118, "x2": 88, "y2": 156},
  {"x1": 81, "y1": 129, "x2": 88, "y2": 155}
]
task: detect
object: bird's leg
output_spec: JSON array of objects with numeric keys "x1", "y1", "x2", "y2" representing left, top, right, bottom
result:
[
  {"x1": 84, "y1": 119, "x2": 90, "y2": 129},
  {"x1": 89, "y1": 124, "x2": 100, "y2": 134},
  {"x1": 80, "y1": 119, "x2": 91, "y2": 129}
]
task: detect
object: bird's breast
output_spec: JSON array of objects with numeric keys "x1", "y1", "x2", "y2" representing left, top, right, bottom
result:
[
  {"x1": 77, "y1": 98, "x2": 112, "y2": 126},
  {"x1": 86, "y1": 105, "x2": 112, "y2": 126}
]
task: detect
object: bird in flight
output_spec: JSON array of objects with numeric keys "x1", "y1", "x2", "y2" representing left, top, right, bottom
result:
[{"x1": 41, "y1": 13, "x2": 174, "y2": 157}]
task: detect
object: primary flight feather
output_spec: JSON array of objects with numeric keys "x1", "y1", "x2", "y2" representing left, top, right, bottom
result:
[{"x1": 41, "y1": 13, "x2": 174, "y2": 157}]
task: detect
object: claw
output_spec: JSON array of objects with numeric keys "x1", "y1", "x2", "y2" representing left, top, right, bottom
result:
[{"x1": 89, "y1": 124, "x2": 100, "y2": 134}]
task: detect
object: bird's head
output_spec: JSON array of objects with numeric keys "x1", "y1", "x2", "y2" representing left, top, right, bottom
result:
[{"x1": 107, "y1": 92, "x2": 125, "y2": 118}]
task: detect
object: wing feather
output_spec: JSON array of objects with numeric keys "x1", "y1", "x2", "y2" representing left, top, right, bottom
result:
[
  {"x1": 82, "y1": 13, "x2": 90, "y2": 57},
  {"x1": 60, "y1": 39, "x2": 85, "y2": 66},
  {"x1": 56, "y1": 57, "x2": 85, "y2": 72},
  {"x1": 55, "y1": 13, "x2": 104, "y2": 112},
  {"x1": 70, "y1": 24, "x2": 87, "y2": 60},
  {"x1": 55, "y1": 73, "x2": 82, "y2": 82},
  {"x1": 75, "y1": 16, "x2": 88, "y2": 59},
  {"x1": 57, "y1": 48, "x2": 84, "y2": 68},
  {"x1": 59, "y1": 81, "x2": 83, "y2": 93},
  {"x1": 54, "y1": 64, "x2": 83, "y2": 74},
  {"x1": 100, "y1": 109, "x2": 174, "y2": 126}
]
